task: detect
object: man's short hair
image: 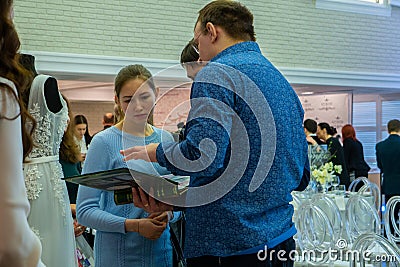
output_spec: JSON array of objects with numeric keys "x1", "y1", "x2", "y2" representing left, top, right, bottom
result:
[
  {"x1": 196, "y1": 0, "x2": 256, "y2": 42},
  {"x1": 387, "y1": 119, "x2": 400, "y2": 133},
  {"x1": 103, "y1": 113, "x2": 115, "y2": 124},
  {"x1": 304, "y1": 119, "x2": 317, "y2": 133}
]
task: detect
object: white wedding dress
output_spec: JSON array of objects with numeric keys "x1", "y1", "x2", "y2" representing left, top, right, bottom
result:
[{"x1": 23, "y1": 75, "x2": 77, "y2": 267}]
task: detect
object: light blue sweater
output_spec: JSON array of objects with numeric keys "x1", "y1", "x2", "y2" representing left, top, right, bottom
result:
[{"x1": 77, "y1": 126, "x2": 178, "y2": 267}]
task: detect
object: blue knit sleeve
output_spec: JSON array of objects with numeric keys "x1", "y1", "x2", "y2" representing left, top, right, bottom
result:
[{"x1": 76, "y1": 134, "x2": 127, "y2": 233}]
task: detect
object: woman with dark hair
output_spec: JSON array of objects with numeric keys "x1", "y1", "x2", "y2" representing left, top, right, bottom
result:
[
  {"x1": 342, "y1": 124, "x2": 370, "y2": 179},
  {"x1": 317, "y1": 122, "x2": 350, "y2": 188},
  {"x1": 0, "y1": 0, "x2": 44, "y2": 265},
  {"x1": 73, "y1": 114, "x2": 92, "y2": 161}
]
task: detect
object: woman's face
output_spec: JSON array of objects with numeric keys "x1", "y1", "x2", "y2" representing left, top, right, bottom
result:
[
  {"x1": 74, "y1": 123, "x2": 87, "y2": 139},
  {"x1": 117, "y1": 78, "x2": 157, "y2": 125},
  {"x1": 316, "y1": 126, "x2": 325, "y2": 140}
]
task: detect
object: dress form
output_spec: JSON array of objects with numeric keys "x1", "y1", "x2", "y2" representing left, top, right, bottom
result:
[
  {"x1": 19, "y1": 53, "x2": 62, "y2": 113},
  {"x1": 20, "y1": 54, "x2": 78, "y2": 266}
]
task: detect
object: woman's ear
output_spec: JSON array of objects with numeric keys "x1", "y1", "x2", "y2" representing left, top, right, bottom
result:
[{"x1": 114, "y1": 95, "x2": 119, "y2": 104}]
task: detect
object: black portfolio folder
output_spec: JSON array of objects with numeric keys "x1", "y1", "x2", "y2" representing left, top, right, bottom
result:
[{"x1": 63, "y1": 168, "x2": 189, "y2": 205}]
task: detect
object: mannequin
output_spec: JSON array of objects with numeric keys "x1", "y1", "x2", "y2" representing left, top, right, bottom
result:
[
  {"x1": 20, "y1": 54, "x2": 78, "y2": 266},
  {"x1": 19, "y1": 53, "x2": 62, "y2": 113}
]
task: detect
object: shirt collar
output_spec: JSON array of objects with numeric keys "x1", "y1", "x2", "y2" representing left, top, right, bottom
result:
[{"x1": 210, "y1": 41, "x2": 261, "y2": 62}]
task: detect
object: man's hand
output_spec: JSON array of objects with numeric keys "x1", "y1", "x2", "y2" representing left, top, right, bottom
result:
[
  {"x1": 120, "y1": 143, "x2": 159, "y2": 162},
  {"x1": 132, "y1": 187, "x2": 173, "y2": 213}
]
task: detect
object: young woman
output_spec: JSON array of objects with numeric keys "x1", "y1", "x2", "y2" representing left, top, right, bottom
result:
[
  {"x1": 73, "y1": 114, "x2": 92, "y2": 161},
  {"x1": 341, "y1": 124, "x2": 370, "y2": 179},
  {"x1": 76, "y1": 64, "x2": 179, "y2": 267},
  {"x1": 317, "y1": 122, "x2": 350, "y2": 189},
  {"x1": 0, "y1": 1, "x2": 44, "y2": 265}
]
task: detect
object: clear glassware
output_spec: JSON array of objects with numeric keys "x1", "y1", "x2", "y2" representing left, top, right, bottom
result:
[
  {"x1": 331, "y1": 175, "x2": 340, "y2": 192},
  {"x1": 336, "y1": 185, "x2": 346, "y2": 196},
  {"x1": 325, "y1": 180, "x2": 332, "y2": 193}
]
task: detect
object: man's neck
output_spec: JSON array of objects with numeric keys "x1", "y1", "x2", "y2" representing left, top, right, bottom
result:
[{"x1": 211, "y1": 30, "x2": 248, "y2": 59}]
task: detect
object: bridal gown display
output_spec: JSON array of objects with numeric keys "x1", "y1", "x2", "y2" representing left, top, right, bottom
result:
[{"x1": 23, "y1": 74, "x2": 77, "y2": 267}]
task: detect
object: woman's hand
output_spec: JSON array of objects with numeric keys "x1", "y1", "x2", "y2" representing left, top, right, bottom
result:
[
  {"x1": 73, "y1": 219, "x2": 86, "y2": 237},
  {"x1": 148, "y1": 211, "x2": 173, "y2": 223},
  {"x1": 71, "y1": 204, "x2": 86, "y2": 237},
  {"x1": 125, "y1": 218, "x2": 167, "y2": 240},
  {"x1": 138, "y1": 219, "x2": 167, "y2": 240}
]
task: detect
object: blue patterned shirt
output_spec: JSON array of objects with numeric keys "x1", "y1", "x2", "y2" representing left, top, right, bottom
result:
[{"x1": 157, "y1": 41, "x2": 307, "y2": 258}]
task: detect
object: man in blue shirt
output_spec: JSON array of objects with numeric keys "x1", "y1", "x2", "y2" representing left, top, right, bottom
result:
[{"x1": 121, "y1": 1, "x2": 307, "y2": 266}]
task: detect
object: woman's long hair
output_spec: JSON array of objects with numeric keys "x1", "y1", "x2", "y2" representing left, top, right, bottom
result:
[
  {"x1": 342, "y1": 124, "x2": 357, "y2": 141},
  {"x1": 59, "y1": 95, "x2": 82, "y2": 163},
  {"x1": 0, "y1": 0, "x2": 36, "y2": 161}
]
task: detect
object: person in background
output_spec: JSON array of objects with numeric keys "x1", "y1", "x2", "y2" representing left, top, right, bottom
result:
[
  {"x1": 102, "y1": 112, "x2": 114, "y2": 130},
  {"x1": 73, "y1": 114, "x2": 92, "y2": 161},
  {"x1": 304, "y1": 118, "x2": 324, "y2": 145},
  {"x1": 180, "y1": 38, "x2": 205, "y2": 80},
  {"x1": 76, "y1": 64, "x2": 180, "y2": 267},
  {"x1": 122, "y1": 1, "x2": 307, "y2": 266},
  {"x1": 60, "y1": 96, "x2": 83, "y2": 197},
  {"x1": 93, "y1": 112, "x2": 115, "y2": 137},
  {"x1": 341, "y1": 124, "x2": 370, "y2": 180},
  {"x1": 0, "y1": 0, "x2": 44, "y2": 265},
  {"x1": 59, "y1": 95, "x2": 95, "y2": 248},
  {"x1": 376, "y1": 119, "x2": 400, "y2": 234},
  {"x1": 317, "y1": 122, "x2": 350, "y2": 188}
]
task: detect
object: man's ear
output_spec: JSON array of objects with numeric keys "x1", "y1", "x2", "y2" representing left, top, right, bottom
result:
[
  {"x1": 155, "y1": 86, "x2": 160, "y2": 98},
  {"x1": 206, "y1": 22, "x2": 218, "y2": 43}
]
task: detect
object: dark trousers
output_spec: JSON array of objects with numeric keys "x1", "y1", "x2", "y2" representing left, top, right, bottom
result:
[{"x1": 187, "y1": 237, "x2": 295, "y2": 267}]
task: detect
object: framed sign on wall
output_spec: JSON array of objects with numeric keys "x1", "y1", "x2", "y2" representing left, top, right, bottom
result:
[{"x1": 299, "y1": 93, "x2": 352, "y2": 137}]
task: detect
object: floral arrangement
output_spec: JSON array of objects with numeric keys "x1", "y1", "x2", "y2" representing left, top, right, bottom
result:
[
  {"x1": 308, "y1": 145, "x2": 342, "y2": 185},
  {"x1": 311, "y1": 161, "x2": 342, "y2": 185}
]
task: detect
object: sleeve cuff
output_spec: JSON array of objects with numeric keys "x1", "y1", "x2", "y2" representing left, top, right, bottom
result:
[{"x1": 156, "y1": 141, "x2": 176, "y2": 167}]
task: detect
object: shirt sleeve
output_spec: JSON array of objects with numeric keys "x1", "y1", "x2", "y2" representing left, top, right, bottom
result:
[
  {"x1": 156, "y1": 76, "x2": 235, "y2": 182},
  {"x1": 76, "y1": 134, "x2": 126, "y2": 233}
]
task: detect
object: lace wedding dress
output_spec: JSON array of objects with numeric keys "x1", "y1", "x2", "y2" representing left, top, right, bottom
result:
[{"x1": 23, "y1": 75, "x2": 77, "y2": 267}]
